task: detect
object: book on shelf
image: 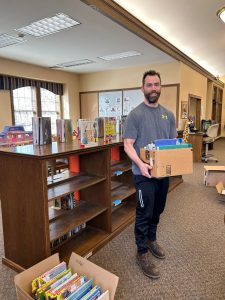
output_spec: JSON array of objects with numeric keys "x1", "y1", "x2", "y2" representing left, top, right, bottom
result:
[
  {"x1": 95, "y1": 117, "x2": 105, "y2": 138},
  {"x1": 120, "y1": 115, "x2": 127, "y2": 136},
  {"x1": 32, "y1": 117, "x2": 52, "y2": 145},
  {"x1": 104, "y1": 117, "x2": 117, "y2": 140},
  {"x1": 65, "y1": 119, "x2": 73, "y2": 142},
  {"x1": 50, "y1": 223, "x2": 86, "y2": 249},
  {"x1": 78, "y1": 119, "x2": 98, "y2": 145},
  {"x1": 50, "y1": 193, "x2": 78, "y2": 211},
  {"x1": 56, "y1": 119, "x2": 73, "y2": 143}
]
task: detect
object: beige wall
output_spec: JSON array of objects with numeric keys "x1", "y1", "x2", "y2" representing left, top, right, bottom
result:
[
  {"x1": 80, "y1": 61, "x2": 220, "y2": 131},
  {"x1": 179, "y1": 63, "x2": 208, "y2": 129},
  {"x1": 0, "y1": 58, "x2": 80, "y2": 131},
  {"x1": 1, "y1": 56, "x2": 222, "y2": 136},
  {"x1": 79, "y1": 61, "x2": 181, "y2": 92}
]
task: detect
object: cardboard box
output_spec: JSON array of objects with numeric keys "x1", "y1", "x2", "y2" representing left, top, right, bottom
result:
[
  {"x1": 140, "y1": 148, "x2": 193, "y2": 177},
  {"x1": 204, "y1": 166, "x2": 225, "y2": 186},
  {"x1": 216, "y1": 182, "x2": 225, "y2": 195},
  {"x1": 14, "y1": 252, "x2": 119, "y2": 300}
]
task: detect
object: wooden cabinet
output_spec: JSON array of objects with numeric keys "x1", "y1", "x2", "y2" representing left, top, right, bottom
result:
[{"x1": 0, "y1": 139, "x2": 182, "y2": 271}]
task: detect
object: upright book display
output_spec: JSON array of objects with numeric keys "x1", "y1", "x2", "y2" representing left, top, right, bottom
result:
[
  {"x1": 33, "y1": 117, "x2": 52, "y2": 145},
  {"x1": 56, "y1": 119, "x2": 73, "y2": 143}
]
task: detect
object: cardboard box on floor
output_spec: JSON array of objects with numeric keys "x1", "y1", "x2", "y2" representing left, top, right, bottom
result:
[
  {"x1": 204, "y1": 166, "x2": 225, "y2": 186},
  {"x1": 140, "y1": 148, "x2": 193, "y2": 177},
  {"x1": 14, "y1": 252, "x2": 119, "y2": 300},
  {"x1": 216, "y1": 182, "x2": 225, "y2": 195}
]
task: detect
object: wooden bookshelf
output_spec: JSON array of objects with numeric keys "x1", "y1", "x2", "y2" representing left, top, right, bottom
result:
[{"x1": 0, "y1": 138, "x2": 183, "y2": 271}]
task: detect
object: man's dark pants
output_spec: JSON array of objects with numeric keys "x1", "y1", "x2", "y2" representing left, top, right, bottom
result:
[{"x1": 133, "y1": 175, "x2": 169, "y2": 254}]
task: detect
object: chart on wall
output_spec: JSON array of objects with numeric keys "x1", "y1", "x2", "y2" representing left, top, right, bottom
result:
[
  {"x1": 123, "y1": 89, "x2": 143, "y2": 115},
  {"x1": 99, "y1": 91, "x2": 122, "y2": 117}
]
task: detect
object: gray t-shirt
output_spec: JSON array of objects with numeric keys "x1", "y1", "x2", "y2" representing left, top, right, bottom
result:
[{"x1": 123, "y1": 102, "x2": 177, "y2": 175}]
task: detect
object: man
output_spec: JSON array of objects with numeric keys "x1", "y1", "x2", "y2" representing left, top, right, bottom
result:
[{"x1": 123, "y1": 70, "x2": 177, "y2": 279}]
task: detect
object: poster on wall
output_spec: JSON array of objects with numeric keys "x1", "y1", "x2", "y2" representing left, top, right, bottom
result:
[
  {"x1": 99, "y1": 91, "x2": 122, "y2": 117},
  {"x1": 123, "y1": 89, "x2": 143, "y2": 115}
]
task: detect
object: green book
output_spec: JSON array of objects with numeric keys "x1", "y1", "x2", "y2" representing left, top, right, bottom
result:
[{"x1": 157, "y1": 144, "x2": 192, "y2": 150}]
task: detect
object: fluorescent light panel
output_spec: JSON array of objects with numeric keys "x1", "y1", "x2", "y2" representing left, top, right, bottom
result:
[
  {"x1": 99, "y1": 50, "x2": 141, "y2": 61},
  {"x1": 52, "y1": 59, "x2": 94, "y2": 68},
  {"x1": 15, "y1": 13, "x2": 80, "y2": 37},
  {"x1": 0, "y1": 34, "x2": 25, "y2": 48}
]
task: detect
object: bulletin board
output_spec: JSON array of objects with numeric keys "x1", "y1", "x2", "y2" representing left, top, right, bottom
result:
[
  {"x1": 98, "y1": 91, "x2": 122, "y2": 117},
  {"x1": 80, "y1": 84, "x2": 179, "y2": 126},
  {"x1": 123, "y1": 89, "x2": 143, "y2": 115}
]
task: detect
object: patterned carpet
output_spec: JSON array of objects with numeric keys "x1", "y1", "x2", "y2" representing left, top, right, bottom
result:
[{"x1": 1, "y1": 139, "x2": 225, "y2": 299}]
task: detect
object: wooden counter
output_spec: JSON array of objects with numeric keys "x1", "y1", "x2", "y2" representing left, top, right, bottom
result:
[{"x1": 188, "y1": 132, "x2": 204, "y2": 162}]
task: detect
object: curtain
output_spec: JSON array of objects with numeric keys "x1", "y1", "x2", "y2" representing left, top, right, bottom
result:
[{"x1": 0, "y1": 74, "x2": 63, "y2": 95}]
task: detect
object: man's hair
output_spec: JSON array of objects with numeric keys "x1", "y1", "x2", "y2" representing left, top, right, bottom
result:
[{"x1": 142, "y1": 70, "x2": 161, "y2": 85}]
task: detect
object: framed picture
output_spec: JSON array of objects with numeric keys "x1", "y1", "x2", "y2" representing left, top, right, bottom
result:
[{"x1": 180, "y1": 101, "x2": 188, "y2": 119}]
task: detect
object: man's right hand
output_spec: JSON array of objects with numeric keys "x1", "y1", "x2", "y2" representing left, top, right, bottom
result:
[{"x1": 139, "y1": 162, "x2": 152, "y2": 178}]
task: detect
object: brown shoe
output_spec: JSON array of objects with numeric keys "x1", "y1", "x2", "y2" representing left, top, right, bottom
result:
[
  {"x1": 147, "y1": 240, "x2": 165, "y2": 259},
  {"x1": 136, "y1": 253, "x2": 160, "y2": 279}
]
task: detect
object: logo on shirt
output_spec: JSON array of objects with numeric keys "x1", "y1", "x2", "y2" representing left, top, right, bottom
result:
[{"x1": 161, "y1": 114, "x2": 168, "y2": 120}]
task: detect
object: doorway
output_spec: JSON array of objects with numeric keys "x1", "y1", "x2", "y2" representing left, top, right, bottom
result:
[{"x1": 188, "y1": 94, "x2": 201, "y2": 130}]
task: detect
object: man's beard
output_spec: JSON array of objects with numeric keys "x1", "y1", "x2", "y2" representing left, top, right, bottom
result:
[{"x1": 144, "y1": 91, "x2": 161, "y2": 104}]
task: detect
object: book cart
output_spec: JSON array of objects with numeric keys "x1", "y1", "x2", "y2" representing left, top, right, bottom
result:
[{"x1": 0, "y1": 138, "x2": 182, "y2": 272}]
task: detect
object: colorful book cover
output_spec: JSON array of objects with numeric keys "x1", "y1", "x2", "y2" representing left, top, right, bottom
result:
[
  {"x1": 56, "y1": 119, "x2": 65, "y2": 143},
  {"x1": 104, "y1": 117, "x2": 117, "y2": 140},
  {"x1": 66, "y1": 279, "x2": 93, "y2": 300},
  {"x1": 95, "y1": 117, "x2": 104, "y2": 138},
  {"x1": 41, "y1": 117, "x2": 52, "y2": 145},
  {"x1": 32, "y1": 117, "x2": 52, "y2": 145},
  {"x1": 79, "y1": 119, "x2": 98, "y2": 145},
  {"x1": 56, "y1": 119, "x2": 73, "y2": 143},
  {"x1": 31, "y1": 262, "x2": 67, "y2": 295},
  {"x1": 65, "y1": 119, "x2": 73, "y2": 142}
]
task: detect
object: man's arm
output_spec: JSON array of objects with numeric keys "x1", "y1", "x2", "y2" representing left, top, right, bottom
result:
[{"x1": 124, "y1": 138, "x2": 152, "y2": 178}]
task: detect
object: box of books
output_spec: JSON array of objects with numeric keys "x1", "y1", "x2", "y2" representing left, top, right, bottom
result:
[
  {"x1": 14, "y1": 252, "x2": 118, "y2": 300},
  {"x1": 140, "y1": 144, "x2": 193, "y2": 177}
]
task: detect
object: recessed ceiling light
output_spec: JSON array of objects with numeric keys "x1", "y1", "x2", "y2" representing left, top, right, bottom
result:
[
  {"x1": 98, "y1": 50, "x2": 141, "y2": 61},
  {"x1": 217, "y1": 7, "x2": 225, "y2": 23},
  {"x1": 51, "y1": 59, "x2": 94, "y2": 68},
  {"x1": 15, "y1": 13, "x2": 80, "y2": 37},
  {"x1": 0, "y1": 33, "x2": 25, "y2": 48}
]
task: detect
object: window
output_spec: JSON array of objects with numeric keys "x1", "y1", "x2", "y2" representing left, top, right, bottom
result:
[
  {"x1": 12, "y1": 87, "x2": 61, "y2": 135},
  {"x1": 12, "y1": 87, "x2": 37, "y2": 131},
  {"x1": 40, "y1": 88, "x2": 61, "y2": 135}
]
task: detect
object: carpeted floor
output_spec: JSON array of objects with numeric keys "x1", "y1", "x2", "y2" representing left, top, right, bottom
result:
[{"x1": 1, "y1": 139, "x2": 225, "y2": 299}]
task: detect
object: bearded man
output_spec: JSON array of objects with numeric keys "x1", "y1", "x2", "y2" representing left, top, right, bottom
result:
[{"x1": 123, "y1": 70, "x2": 177, "y2": 279}]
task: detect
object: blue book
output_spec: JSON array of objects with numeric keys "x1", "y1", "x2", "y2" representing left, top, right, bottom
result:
[
  {"x1": 80, "y1": 285, "x2": 101, "y2": 300},
  {"x1": 66, "y1": 279, "x2": 93, "y2": 300},
  {"x1": 154, "y1": 138, "x2": 177, "y2": 147}
]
